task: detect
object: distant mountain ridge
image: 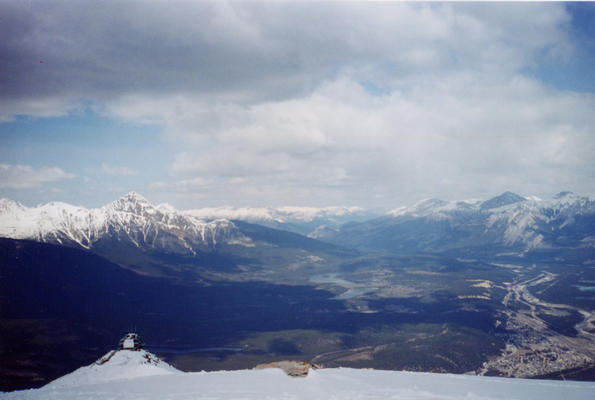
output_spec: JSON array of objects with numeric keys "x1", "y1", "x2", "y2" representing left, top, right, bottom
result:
[
  {"x1": 0, "y1": 193, "x2": 374, "y2": 255},
  {"x1": 0, "y1": 193, "x2": 359, "y2": 280},
  {"x1": 0, "y1": 192, "x2": 247, "y2": 255},
  {"x1": 185, "y1": 205, "x2": 374, "y2": 236},
  {"x1": 479, "y1": 191, "x2": 526, "y2": 211},
  {"x1": 313, "y1": 191, "x2": 595, "y2": 255},
  {"x1": 1, "y1": 191, "x2": 593, "y2": 257},
  {"x1": 186, "y1": 205, "x2": 367, "y2": 223}
]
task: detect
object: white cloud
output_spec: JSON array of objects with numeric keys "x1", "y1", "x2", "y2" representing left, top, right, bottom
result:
[
  {"x1": 98, "y1": 163, "x2": 137, "y2": 176},
  {"x1": 150, "y1": 177, "x2": 214, "y2": 193},
  {"x1": 0, "y1": 164, "x2": 76, "y2": 189},
  {"x1": 1, "y1": 2, "x2": 591, "y2": 207},
  {"x1": 0, "y1": 96, "x2": 77, "y2": 122},
  {"x1": 107, "y1": 71, "x2": 595, "y2": 207},
  {"x1": 1, "y1": 2, "x2": 572, "y2": 119}
]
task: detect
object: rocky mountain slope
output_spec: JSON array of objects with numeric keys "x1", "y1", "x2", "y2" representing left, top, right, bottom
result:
[
  {"x1": 0, "y1": 193, "x2": 359, "y2": 283},
  {"x1": 0, "y1": 192, "x2": 248, "y2": 255},
  {"x1": 313, "y1": 192, "x2": 595, "y2": 255},
  {"x1": 2, "y1": 191, "x2": 593, "y2": 257}
]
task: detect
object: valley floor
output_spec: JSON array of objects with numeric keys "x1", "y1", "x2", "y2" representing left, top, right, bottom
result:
[{"x1": 477, "y1": 271, "x2": 595, "y2": 378}]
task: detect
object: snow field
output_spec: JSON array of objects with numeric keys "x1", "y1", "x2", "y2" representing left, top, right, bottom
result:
[{"x1": 3, "y1": 366, "x2": 594, "y2": 400}]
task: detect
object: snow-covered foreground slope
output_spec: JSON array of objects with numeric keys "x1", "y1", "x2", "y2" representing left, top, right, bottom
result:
[
  {"x1": 3, "y1": 350, "x2": 593, "y2": 400},
  {"x1": 44, "y1": 349, "x2": 179, "y2": 389}
]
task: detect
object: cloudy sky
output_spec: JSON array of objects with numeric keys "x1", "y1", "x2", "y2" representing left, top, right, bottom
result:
[{"x1": 1, "y1": 1, "x2": 594, "y2": 209}]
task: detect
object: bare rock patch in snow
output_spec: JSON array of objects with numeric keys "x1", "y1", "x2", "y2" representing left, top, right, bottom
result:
[{"x1": 254, "y1": 360, "x2": 319, "y2": 377}]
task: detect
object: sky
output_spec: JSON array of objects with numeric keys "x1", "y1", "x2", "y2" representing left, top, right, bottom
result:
[{"x1": 1, "y1": 1, "x2": 594, "y2": 210}]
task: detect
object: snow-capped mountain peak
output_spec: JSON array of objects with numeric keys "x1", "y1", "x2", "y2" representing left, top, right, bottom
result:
[
  {"x1": 0, "y1": 198, "x2": 26, "y2": 213},
  {"x1": 480, "y1": 191, "x2": 526, "y2": 211},
  {"x1": 107, "y1": 191, "x2": 157, "y2": 216},
  {"x1": 321, "y1": 192, "x2": 595, "y2": 254},
  {"x1": 553, "y1": 190, "x2": 575, "y2": 199},
  {"x1": 387, "y1": 198, "x2": 477, "y2": 218},
  {"x1": 0, "y1": 193, "x2": 248, "y2": 254}
]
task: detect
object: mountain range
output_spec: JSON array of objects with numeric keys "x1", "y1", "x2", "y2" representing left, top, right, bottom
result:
[
  {"x1": 313, "y1": 191, "x2": 595, "y2": 256},
  {"x1": 1, "y1": 192, "x2": 364, "y2": 285},
  {"x1": 2, "y1": 191, "x2": 593, "y2": 258},
  {"x1": 0, "y1": 192, "x2": 245, "y2": 255},
  {"x1": 185, "y1": 205, "x2": 374, "y2": 236}
]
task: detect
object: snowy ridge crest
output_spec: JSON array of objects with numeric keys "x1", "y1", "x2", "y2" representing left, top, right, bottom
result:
[
  {"x1": 377, "y1": 192, "x2": 595, "y2": 252},
  {"x1": 185, "y1": 205, "x2": 366, "y2": 223},
  {"x1": 387, "y1": 198, "x2": 479, "y2": 218},
  {"x1": 0, "y1": 192, "x2": 249, "y2": 253},
  {"x1": 386, "y1": 192, "x2": 595, "y2": 218}
]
